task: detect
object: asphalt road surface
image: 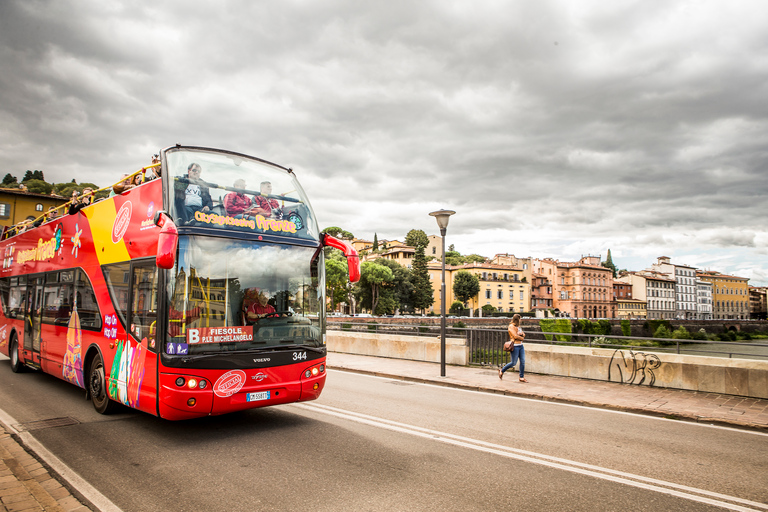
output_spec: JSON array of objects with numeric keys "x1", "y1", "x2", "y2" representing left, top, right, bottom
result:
[{"x1": 1, "y1": 357, "x2": 766, "y2": 511}]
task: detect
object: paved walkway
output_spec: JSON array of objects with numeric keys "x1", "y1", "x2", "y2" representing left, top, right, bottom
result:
[
  {"x1": 0, "y1": 425, "x2": 91, "y2": 512},
  {"x1": 327, "y1": 352, "x2": 768, "y2": 431}
]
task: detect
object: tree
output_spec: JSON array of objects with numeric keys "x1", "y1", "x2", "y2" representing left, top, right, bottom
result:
[
  {"x1": 325, "y1": 257, "x2": 349, "y2": 311},
  {"x1": 410, "y1": 243, "x2": 434, "y2": 312},
  {"x1": 445, "y1": 250, "x2": 464, "y2": 266},
  {"x1": 2, "y1": 173, "x2": 17, "y2": 186},
  {"x1": 377, "y1": 259, "x2": 415, "y2": 314},
  {"x1": 321, "y1": 226, "x2": 354, "y2": 240},
  {"x1": 481, "y1": 304, "x2": 497, "y2": 315},
  {"x1": 453, "y1": 270, "x2": 480, "y2": 306},
  {"x1": 373, "y1": 233, "x2": 378, "y2": 251},
  {"x1": 358, "y1": 262, "x2": 394, "y2": 314},
  {"x1": 602, "y1": 249, "x2": 618, "y2": 278},
  {"x1": 24, "y1": 179, "x2": 53, "y2": 195},
  {"x1": 405, "y1": 229, "x2": 429, "y2": 249},
  {"x1": 449, "y1": 301, "x2": 464, "y2": 315},
  {"x1": 22, "y1": 170, "x2": 35, "y2": 182}
]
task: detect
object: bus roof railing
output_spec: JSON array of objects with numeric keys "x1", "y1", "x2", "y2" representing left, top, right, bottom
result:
[{"x1": 2, "y1": 162, "x2": 161, "y2": 241}]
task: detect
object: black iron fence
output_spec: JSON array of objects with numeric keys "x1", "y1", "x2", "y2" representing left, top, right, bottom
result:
[{"x1": 326, "y1": 321, "x2": 768, "y2": 365}]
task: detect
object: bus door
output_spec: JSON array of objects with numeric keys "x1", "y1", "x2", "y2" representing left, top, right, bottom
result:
[
  {"x1": 23, "y1": 276, "x2": 44, "y2": 367},
  {"x1": 126, "y1": 260, "x2": 160, "y2": 413}
]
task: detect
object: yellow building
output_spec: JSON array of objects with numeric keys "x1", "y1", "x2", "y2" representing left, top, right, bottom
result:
[
  {"x1": 363, "y1": 242, "x2": 416, "y2": 269},
  {"x1": 428, "y1": 261, "x2": 530, "y2": 315},
  {"x1": 616, "y1": 299, "x2": 647, "y2": 319},
  {"x1": 0, "y1": 188, "x2": 69, "y2": 229},
  {"x1": 697, "y1": 271, "x2": 750, "y2": 319}
]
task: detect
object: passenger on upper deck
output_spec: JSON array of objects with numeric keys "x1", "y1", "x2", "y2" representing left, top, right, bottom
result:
[
  {"x1": 174, "y1": 163, "x2": 213, "y2": 223},
  {"x1": 68, "y1": 188, "x2": 93, "y2": 215},
  {"x1": 223, "y1": 179, "x2": 253, "y2": 217},
  {"x1": 251, "y1": 181, "x2": 282, "y2": 219}
]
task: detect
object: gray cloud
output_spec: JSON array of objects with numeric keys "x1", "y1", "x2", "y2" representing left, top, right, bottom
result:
[{"x1": 1, "y1": 0, "x2": 767, "y2": 284}]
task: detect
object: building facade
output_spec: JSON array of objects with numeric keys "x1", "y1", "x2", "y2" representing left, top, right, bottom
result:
[
  {"x1": 697, "y1": 271, "x2": 750, "y2": 319},
  {"x1": 534, "y1": 256, "x2": 614, "y2": 319},
  {"x1": 427, "y1": 261, "x2": 530, "y2": 315},
  {"x1": 0, "y1": 188, "x2": 69, "y2": 229},
  {"x1": 650, "y1": 256, "x2": 697, "y2": 319},
  {"x1": 748, "y1": 287, "x2": 767, "y2": 320},
  {"x1": 696, "y1": 279, "x2": 713, "y2": 320}
]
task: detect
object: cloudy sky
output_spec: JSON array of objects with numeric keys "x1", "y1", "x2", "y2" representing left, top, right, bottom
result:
[{"x1": 1, "y1": 1, "x2": 766, "y2": 284}]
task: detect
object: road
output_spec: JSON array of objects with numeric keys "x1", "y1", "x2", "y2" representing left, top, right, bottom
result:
[{"x1": 1, "y1": 357, "x2": 766, "y2": 511}]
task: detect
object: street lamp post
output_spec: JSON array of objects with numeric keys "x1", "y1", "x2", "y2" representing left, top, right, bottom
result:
[{"x1": 429, "y1": 209, "x2": 455, "y2": 377}]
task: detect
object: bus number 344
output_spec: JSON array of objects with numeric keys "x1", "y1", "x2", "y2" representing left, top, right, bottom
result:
[{"x1": 293, "y1": 352, "x2": 307, "y2": 361}]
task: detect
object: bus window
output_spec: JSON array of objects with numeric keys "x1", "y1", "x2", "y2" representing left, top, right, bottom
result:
[
  {"x1": 7, "y1": 277, "x2": 25, "y2": 319},
  {"x1": 166, "y1": 236, "x2": 323, "y2": 355},
  {"x1": 130, "y1": 263, "x2": 159, "y2": 351},
  {"x1": 41, "y1": 272, "x2": 74, "y2": 326},
  {"x1": 103, "y1": 263, "x2": 131, "y2": 328},
  {"x1": 166, "y1": 148, "x2": 319, "y2": 241},
  {"x1": 75, "y1": 270, "x2": 102, "y2": 330},
  {"x1": 0, "y1": 278, "x2": 9, "y2": 316}
]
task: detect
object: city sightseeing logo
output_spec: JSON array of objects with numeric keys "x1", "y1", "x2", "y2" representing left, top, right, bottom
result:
[
  {"x1": 112, "y1": 201, "x2": 132, "y2": 244},
  {"x1": 193, "y1": 211, "x2": 297, "y2": 234}
]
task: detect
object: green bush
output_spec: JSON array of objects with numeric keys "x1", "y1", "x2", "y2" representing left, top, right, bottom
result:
[
  {"x1": 453, "y1": 321, "x2": 466, "y2": 329},
  {"x1": 540, "y1": 319, "x2": 572, "y2": 342},
  {"x1": 692, "y1": 328, "x2": 708, "y2": 340},
  {"x1": 672, "y1": 326, "x2": 692, "y2": 340},
  {"x1": 418, "y1": 322, "x2": 429, "y2": 333},
  {"x1": 621, "y1": 319, "x2": 631, "y2": 337},
  {"x1": 654, "y1": 325, "x2": 674, "y2": 345}
]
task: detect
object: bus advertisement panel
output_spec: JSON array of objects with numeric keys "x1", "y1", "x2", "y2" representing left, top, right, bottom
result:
[{"x1": 0, "y1": 145, "x2": 359, "y2": 420}]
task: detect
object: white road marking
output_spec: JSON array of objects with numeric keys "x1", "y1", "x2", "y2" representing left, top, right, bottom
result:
[
  {"x1": 329, "y1": 369, "x2": 768, "y2": 437},
  {"x1": 292, "y1": 401, "x2": 768, "y2": 512}
]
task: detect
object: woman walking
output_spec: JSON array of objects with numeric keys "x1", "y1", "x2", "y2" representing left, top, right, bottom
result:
[{"x1": 499, "y1": 314, "x2": 527, "y2": 382}]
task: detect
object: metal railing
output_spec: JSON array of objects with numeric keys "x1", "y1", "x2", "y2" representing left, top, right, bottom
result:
[{"x1": 326, "y1": 321, "x2": 768, "y2": 365}]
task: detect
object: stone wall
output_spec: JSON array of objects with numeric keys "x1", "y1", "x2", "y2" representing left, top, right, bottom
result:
[{"x1": 326, "y1": 330, "x2": 768, "y2": 399}]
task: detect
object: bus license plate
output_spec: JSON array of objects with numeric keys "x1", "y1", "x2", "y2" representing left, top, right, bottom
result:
[{"x1": 247, "y1": 391, "x2": 270, "y2": 402}]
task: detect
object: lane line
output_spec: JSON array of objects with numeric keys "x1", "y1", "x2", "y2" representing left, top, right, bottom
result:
[
  {"x1": 292, "y1": 402, "x2": 768, "y2": 512},
  {"x1": 329, "y1": 369, "x2": 768, "y2": 437},
  {"x1": 0, "y1": 407, "x2": 123, "y2": 512}
]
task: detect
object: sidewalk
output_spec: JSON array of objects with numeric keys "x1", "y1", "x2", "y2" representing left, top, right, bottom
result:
[
  {"x1": 0, "y1": 424, "x2": 91, "y2": 512},
  {"x1": 327, "y1": 352, "x2": 768, "y2": 431}
]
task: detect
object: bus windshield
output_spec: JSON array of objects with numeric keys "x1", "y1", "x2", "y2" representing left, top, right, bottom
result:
[
  {"x1": 166, "y1": 236, "x2": 324, "y2": 356},
  {"x1": 166, "y1": 148, "x2": 319, "y2": 241}
]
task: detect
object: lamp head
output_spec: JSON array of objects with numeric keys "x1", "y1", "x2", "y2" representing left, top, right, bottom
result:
[{"x1": 429, "y1": 209, "x2": 455, "y2": 232}]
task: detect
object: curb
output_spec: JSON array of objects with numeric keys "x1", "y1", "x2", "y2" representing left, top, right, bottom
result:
[{"x1": 1, "y1": 426, "x2": 92, "y2": 512}]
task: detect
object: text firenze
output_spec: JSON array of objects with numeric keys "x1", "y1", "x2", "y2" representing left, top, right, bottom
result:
[{"x1": 193, "y1": 211, "x2": 297, "y2": 234}]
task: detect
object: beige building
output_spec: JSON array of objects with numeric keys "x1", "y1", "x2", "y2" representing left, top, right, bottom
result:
[
  {"x1": 363, "y1": 242, "x2": 416, "y2": 269},
  {"x1": 616, "y1": 299, "x2": 647, "y2": 319},
  {"x1": 427, "y1": 260, "x2": 530, "y2": 315},
  {"x1": 697, "y1": 271, "x2": 750, "y2": 319},
  {"x1": 617, "y1": 270, "x2": 675, "y2": 319},
  {"x1": 0, "y1": 188, "x2": 69, "y2": 229}
]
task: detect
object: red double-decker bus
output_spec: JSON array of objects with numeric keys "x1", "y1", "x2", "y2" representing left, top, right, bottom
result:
[{"x1": 0, "y1": 145, "x2": 359, "y2": 420}]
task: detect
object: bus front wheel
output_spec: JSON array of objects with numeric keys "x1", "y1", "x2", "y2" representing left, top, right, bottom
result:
[
  {"x1": 9, "y1": 336, "x2": 24, "y2": 373},
  {"x1": 89, "y1": 354, "x2": 118, "y2": 414}
]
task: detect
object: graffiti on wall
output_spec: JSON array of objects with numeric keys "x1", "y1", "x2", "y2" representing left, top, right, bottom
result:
[{"x1": 608, "y1": 349, "x2": 661, "y2": 386}]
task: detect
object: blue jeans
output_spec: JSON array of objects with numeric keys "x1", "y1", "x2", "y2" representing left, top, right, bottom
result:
[{"x1": 501, "y1": 344, "x2": 525, "y2": 378}]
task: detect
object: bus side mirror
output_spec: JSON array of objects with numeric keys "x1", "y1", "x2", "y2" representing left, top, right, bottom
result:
[
  {"x1": 154, "y1": 211, "x2": 178, "y2": 269},
  {"x1": 322, "y1": 234, "x2": 361, "y2": 283}
]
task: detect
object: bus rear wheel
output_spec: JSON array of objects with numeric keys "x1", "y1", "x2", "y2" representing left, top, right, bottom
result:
[
  {"x1": 9, "y1": 336, "x2": 25, "y2": 373},
  {"x1": 89, "y1": 353, "x2": 118, "y2": 414}
]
